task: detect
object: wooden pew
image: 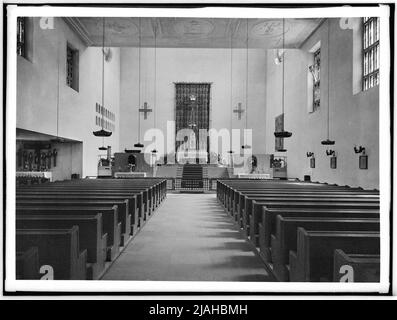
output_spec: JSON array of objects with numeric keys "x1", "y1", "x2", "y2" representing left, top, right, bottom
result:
[
  {"x1": 16, "y1": 199, "x2": 130, "y2": 245},
  {"x1": 289, "y1": 229, "x2": 380, "y2": 282},
  {"x1": 16, "y1": 247, "x2": 39, "y2": 280},
  {"x1": 19, "y1": 188, "x2": 146, "y2": 218},
  {"x1": 258, "y1": 207, "x2": 380, "y2": 262},
  {"x1": 218, "y1": 180, "x2": 352, "y2": 209},
  {"x1": 228, "y1": 187, "x2": 363, "y2": 213},
  {"x1": 333, "y1": 249, "x2": 380, "y2": 282},
  {"x1": 17, "y1": 214, "x2": 107, "y2": 280},
  {"x1": 18, "y1": 185, "x2": 150, "y2": 217},
  {"x1": 248, "y1": 199, "x2": 379, "y2": 245},
  {"x1": 233, "y1": 190, "x2": 378, "y2": 220},
  {"x1": 15, "y1": 178, "x2": 167, "y2": 280},
  {"x1": 16, "y1": 206, "x2": 120, "y2": 261},
  {"x1": 18, "y1": 186, "x2": 156, "y2": 221},
  {"x1": 218, "y1": 180, "x2": 375, "y2": 212},
  {"x1": 16, "y1": 227, "x2": 87, "y2": 280},
  {"x1": 55, "y1": 177, "x2": 167, "y2": 209},
  {"x1": 270, "y1": 216, "x2": 380, "y2": 281},
  {"x1": 237, "y1": 192, "x2": 379, "y2": 226},
  {"x1": 17, "y1": 192, "x2": 141, "y2": 232}
]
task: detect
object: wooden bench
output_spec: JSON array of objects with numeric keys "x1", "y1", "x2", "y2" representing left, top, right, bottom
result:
[
  {"x1": 333, "y1": 249, "x2": 380, "y2": 282},
  {"x1": 248, "y1": 199, "x2": 379, "y2": 245},
  {"x1": 16, "y1": 247, "x2": 39, "y2": 280},
  {"x1": 228, "y1": 187, "x2": 365, "y2": 213},
  {"x1": 16, "y1": 206, "x2": 120, "y2": 261},
  {"x1": 17, "y1": 192, "x2": 141, "y2": 232},
  {"x1": 58, "y1": 177, "x2": 167, "y2": 207},
  {"x1": 18, "y1": 188, "x2": 147, "y2": 220},
  {"x1": 270, "y1": 216, "x2": 380, "y2": 281},
  {"x1": 218, "y1": 180, "x2": 353, "y2": 208},
  {"x1": 18, "y1": 181, "x2": 158, "y2": 215},
  {"x1": 16, "y1": 227, "x2": 87, "y2": 280},
  {"x1": 258, "y1": 207, "x2": 380, "y2": 261},
  {"x1": 16, "y1": 199, "x2": 131, "y2": 246},
  {"x1": 218, "y1": 181, "x2": 375, "y2": 213},
  {"x1": 233, "y1": 190, "x2": 378, "y2": 220},
  {"x1": 15, "y1": 178, "x2": 167, "y2": 280},
  {"x1": 289, "y1": 229, "x2": 380, "y2": 282},
  {"x1": 237, "y1": 192, "x2": 378, "y2": 226},
  {"x1": 17, "y1": 214, "x2": 107, "y2": 280}
]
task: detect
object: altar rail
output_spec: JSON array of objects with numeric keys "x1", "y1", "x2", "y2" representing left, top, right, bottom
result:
[
  {"x1": 162, "y1": 178, "x2": 218, "y2": 191},
  {"x1": 236, "y1": 173, "x2": 272, "y2": 179},
  {"x1": 16, "y1": 171, "x2": 52, "y2": 185}
]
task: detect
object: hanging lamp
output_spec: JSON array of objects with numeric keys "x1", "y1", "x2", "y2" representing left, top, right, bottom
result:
[
  {"x1": 321, "y1": 19, "x2": 335, "y2": 145},
  {"x1": 151, "y1": 21, "x2": 158, "y2": 155},
  {"x1": 93, "y1": 17, "x2": 112, "y2": 146},
  {"x1": 274, "y1": 18, "x2": 292, "y2": 139},
  {"x1": 242, "y1": 19, "x2": 251, "y2": 150},
  {"x1": 134, "y1": 17, "x2": 144, "y2": 149}
]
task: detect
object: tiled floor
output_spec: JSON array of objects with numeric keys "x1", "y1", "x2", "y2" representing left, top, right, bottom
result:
[{"x1": 102, "y1": 193, "x2": 271, "y2": 281}]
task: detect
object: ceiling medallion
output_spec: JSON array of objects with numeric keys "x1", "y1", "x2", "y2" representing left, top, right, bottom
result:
[
  {"x1": 251, "y1": 20, "x2": 289, "y2": 37},
  {"x1": 174, "y1": 19, "x2": 214, "y2": 36},
  {"x1": 92, "y1": 18, "x2": 138, "y2": 36}
]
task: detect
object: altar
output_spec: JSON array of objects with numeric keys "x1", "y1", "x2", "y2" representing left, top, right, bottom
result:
[{"x1": 176, "y1": 149, "x2": 208, "y2": 164}]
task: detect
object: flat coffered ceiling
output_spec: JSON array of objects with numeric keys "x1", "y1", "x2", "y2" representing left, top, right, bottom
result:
[{"x1": 64, "y1": 17, "x2": 324, "y2": 49}]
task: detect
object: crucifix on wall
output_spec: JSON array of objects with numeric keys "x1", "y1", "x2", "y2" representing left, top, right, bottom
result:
[
  {"x1": 233, "y1": 103, "x2": 244, "y2": 120},
  {"x1": 139, "y1": 102, "x2": 152, "y2": 120}
]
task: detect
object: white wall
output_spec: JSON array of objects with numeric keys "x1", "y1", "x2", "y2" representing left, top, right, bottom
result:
[
  {"x1": 17, "y1": 18, "x2": 379, "y2": 188},
  {"x1": 265, "y1": 18, "x2": 379, "y2": 189},
  {"x1": 17, "y1": 18, "x2": 121, "y2": 178},
  {"x1": 119, "y1": 47, "x2": 267, "y2": 158}
]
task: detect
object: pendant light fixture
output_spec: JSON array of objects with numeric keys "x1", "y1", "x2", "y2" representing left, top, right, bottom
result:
[
  {"x1": 134, "y1": 17, "x2": 144, "y2": 149},
  {"x1": 321, "y1": 19, "x2": 335, "y2": 146},
  {"x1": 274, "y1": 18, "x2": 292, "y2": 139},
  {"x1": 93, "y1": 17, "x2": 112, "y2": 149},
  {"x1": 242, "y1": 19, "x2": 251, "y2": 150},
  {"x1": 151, "y1": 21, "x2": 158, "y2": 155}
]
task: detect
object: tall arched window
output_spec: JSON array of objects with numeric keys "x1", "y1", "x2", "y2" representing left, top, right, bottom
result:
[{"x1": 363, "y1": 17, "x2": 380, "y2": 90}]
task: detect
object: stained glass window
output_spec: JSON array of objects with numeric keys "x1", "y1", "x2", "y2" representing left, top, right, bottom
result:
[
  {"x1": 66, "y1": 45, "x2": 79, "y2": 91},
  {"x1": 309, "y1": 48, "x2": 321, "y2": 111},
  {"x1": 363, "y1": 17, "x2": 380, "y2": 90},
  {"x1": 17, "y1": 17, "x2": 26, "y2": 57}
]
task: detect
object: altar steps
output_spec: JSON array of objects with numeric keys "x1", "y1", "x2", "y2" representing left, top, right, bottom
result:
[{"x1": 180, "y1": 164, "x2": 204, "y2": 193}]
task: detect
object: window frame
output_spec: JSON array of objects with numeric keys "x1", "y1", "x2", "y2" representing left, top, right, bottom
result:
[
  {"x1": 17, "y1": 17, "x2": 26, "y2": 58},
  {"x1": 312, "y1": 48, "x2": 321, "y2": 111},
  {"x1": 66, "y1": 43, "x2": 79, "y2": 92},
  {"x1": 308, "y1": 46, "x2": 321, "y2": 113},
  {"x1": 362, "y1": 17, "x2": 380, "y2": 91}
]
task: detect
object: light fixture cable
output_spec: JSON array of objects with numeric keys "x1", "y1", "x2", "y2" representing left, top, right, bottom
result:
[{"x1": 138, "y1": 17, "x2": 142, "y2": 142}]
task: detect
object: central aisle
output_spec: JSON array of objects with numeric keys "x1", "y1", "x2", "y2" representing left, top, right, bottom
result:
[{"x1": 102, "y1": 193, "x2": 272, "y2": 281}]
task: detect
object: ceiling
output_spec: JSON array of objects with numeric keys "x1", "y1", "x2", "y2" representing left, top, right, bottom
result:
[{"x1": 64, "y1": 17, "x2": 324, "y2": 49}]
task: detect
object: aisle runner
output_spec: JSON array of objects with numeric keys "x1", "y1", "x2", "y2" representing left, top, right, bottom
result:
[{"x1": 102, "y1": 193, "x2": 271, "y2": 281}]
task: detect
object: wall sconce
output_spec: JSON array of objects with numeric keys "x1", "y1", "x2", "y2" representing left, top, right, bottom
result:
[
  {"x1": 354, "y1": 145, "x2": 368, "y2": 169},
  {"x1": 306, "y1": 152, "x2": 315, "y2": 168},
  {"x1": 354, "y1": 145, "x2": 366, "y2": 154},
  {"x1": 326, "y1": 149, "x2": 335, "y2": 156},
  {"x1": 326, "y1": 149, "x2": 337, "y2": 169}
]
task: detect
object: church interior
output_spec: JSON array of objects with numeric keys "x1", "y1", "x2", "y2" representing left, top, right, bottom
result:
[{"x1": 14, "y1": 14, "x2": 383, "y2": 284}]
